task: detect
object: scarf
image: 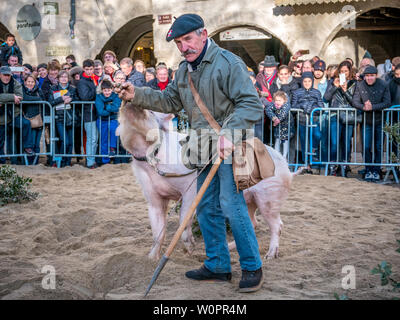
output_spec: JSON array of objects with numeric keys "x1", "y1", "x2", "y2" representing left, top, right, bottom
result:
[
  {"x1": 189, "y1": 39, "x2": 208, "y2": 71},
  {"x1": 276, "y1": 75, "x2": 294, "y2": 89},
  {"x1": 157, "y1": 80, "x2": 169, "y2": 91},
  {"x1": 48, "y1": 75, "x2": 58, "y2": 86},
  {"x1": 82, "y1": 72, "x2": 100, "y2": 86}
]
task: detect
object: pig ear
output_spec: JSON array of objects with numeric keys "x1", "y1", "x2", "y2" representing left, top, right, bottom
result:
[
  {"x1": 156, "y1": 112, "x2": 175, "y2": 131},
  {"x1": 115, "y1": 125, "x2": 120, "y2": 137}
]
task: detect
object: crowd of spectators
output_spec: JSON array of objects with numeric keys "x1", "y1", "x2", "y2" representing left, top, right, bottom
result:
[
  {"x1": 252, "y1": 51, "x2": 399, "y2": 182},
  {"x1": 0, "y1": 33, "x2": 176, "y2": 168},
  {"x1": 0, "y1": 32, "x2": 399, "y2": 182}
]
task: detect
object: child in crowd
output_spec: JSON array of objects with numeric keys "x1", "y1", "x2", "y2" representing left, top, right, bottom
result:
[
  {"x1": 265, "y1": 91, "x2": 292, "y2": 159},
  {"x1": 0, "y1": 34, "x2": 23, "y2": 66},
  {"x1": 292, "y1": 72, "x2": 325, "y2": 170},
  {"x1": 95, "y1": 79, "x2": 122, "y2": 164}
]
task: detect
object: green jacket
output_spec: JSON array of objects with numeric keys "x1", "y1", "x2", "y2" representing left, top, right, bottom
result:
[
  {"x1": 0, "y1": 78, "x2": 23, "y2": 125},
  {"x1": 132, "y1": 39, "x2": 263, "y2": 168}
]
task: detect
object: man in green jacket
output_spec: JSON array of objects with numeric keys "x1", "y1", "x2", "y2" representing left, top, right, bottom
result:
[
  {"x1": 0, "y1": 66, "x2": 34, "y2": 164},
  {"x1": 118, "y1": 14, "x2": 264, "y2": 292}
]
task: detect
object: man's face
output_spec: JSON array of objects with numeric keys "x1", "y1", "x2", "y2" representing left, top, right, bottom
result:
[
  {"x1": 360, "y1": 58, "x2": 371, "y2": 68},
  {"x1": 302, "y1": 61, "x2": 313, "y2": 73},
  {"x1": 6, "y1": 37, "x2": 15, "y2": 47},
  {"x1": 94, "y1": 65, "x2": 103, "y2": 76},
  {"x1": 278, "y1": 68, "x2": 289, "y2": 82},
  {"x1": 102, "y1": 88, "x2": 112, "y2": 98},
  {"x1": 364, "y1": 73, "x2": 377, "y2": 86},
  {"x1": 120, "y1": 63, "x2": 132, "y2": 76},
  {"x1": 258, "y1": 64, "x2": 264, "y2": 74},
  {"x1": 394, "y1": 69, "x2": 400, "y2": 79},
  {"x1": 174, "y1": 29, "x2": 208, "y2": 63},
  {"x1": 104, "y1": 54, "x2": 115, "y2": 63},
  {"x1": 8, "y1": 56, "x2": 18, "y2": 66},
  {"x1": 0, "y1": 73, "x2": 11, "y2": 84},
  {"x1": 263, "y1": 67, "x2": 276, "y2": 77},
  {"x1": 66, "y1": 58, "x2": 73, "y2": 65},
  {"x1": 156, "y1": 68, "x2": 169, "y2": 83},
  {"x1": 38, "y1": 68, "x2": 48, "y2": 78},
  {"x1": 313, "y1": 70, "x2": 324, "y2": 80},
  {"x1": 84, "y1": 66, "x2": 94, "y2": 77}
]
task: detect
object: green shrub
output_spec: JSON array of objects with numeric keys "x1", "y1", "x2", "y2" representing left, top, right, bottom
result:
[{"x1": 0, "y1": 165, "x2": 38, "y2": 206}]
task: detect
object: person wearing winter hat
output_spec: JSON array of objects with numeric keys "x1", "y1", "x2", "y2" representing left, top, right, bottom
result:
[
  {"x1": 291, "y1": 71, "x2": 324, "y2": 172},
  {"x1": 352, "y1": 65, "x2": 391, "y2": 182}
]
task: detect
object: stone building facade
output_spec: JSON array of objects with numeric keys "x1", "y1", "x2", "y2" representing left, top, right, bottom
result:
[{"x1": 0, "y1": 0, "x2": 399, "y2": 69}]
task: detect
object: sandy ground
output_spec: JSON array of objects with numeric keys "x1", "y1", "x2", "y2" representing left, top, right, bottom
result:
[{"x1": 0, "y1": 162, "x2": 399, "y2": 300}]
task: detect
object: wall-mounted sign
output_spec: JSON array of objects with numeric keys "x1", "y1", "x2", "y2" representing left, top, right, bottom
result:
[
  {"x1": 158, "y1": 14, "x2": 172, "y2": 25},
  {"x1": 220, "y1": 28, "x2": 271, "y2": 41},
  {"x1": 16, "y1": 5, "x2": 41, "y2": 41},
  {"x1": 46, "y1": 46, "x2": 73, "y2": 56},
  {"x1": 44, "y1": 2, "x2": 59, "y2": 15}
]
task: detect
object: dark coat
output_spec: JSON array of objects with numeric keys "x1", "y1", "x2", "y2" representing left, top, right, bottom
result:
[
  {"x1": 48, "y1": 83, "x2": 80, "y2": 126},
  {"x1": 264, "y1": 100, "x2": 293, "y2": 141},
  {"x1": 95, "y1": 92, "x2": 121, "y2": 121},
  {"x1": 388, "y1": 78, "x2": 400, "y2": 106},
  {"x1": 76, "y1": 74, "x2": 97, "y2": 122},
  {"x1": 127, "y1": 69, "x2": 145, "y2": 87},
  {"x1": 291, "y1": 87, "x2": 325, "y2": 125},
  {"x1": 22, "y1": 85, "x2": 45, "y2": 119},
  {"x1": 352, "y1": 78, "x2": 391, "y2": 125}
]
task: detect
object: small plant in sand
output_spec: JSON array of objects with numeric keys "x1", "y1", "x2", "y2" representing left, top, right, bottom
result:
[
  {"x1": 383, "y1": 123, "x2": 400, "y2": 164},
  {"x1": 0, "y1": 165, "x2": 38, "y2": 206}
]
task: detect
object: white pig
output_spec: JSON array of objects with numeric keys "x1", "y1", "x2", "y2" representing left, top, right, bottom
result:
[{"x1": 117, "y1": 101, "x2": 299, "y2": 260}]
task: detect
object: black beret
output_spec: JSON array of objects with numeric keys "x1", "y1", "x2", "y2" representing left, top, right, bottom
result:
[{"x1": 166, "y1": 14, "x2": 204, "y2": 42}]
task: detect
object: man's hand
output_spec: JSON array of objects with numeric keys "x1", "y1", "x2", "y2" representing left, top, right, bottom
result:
[
  {"x1": 217, "y1": 135, "x2": 235, "y2": 160},
  {"x1": 63, "y1": 95, "x2": 72, "y2": 103},
  {"x1": 363, "y1": 100, "x2": 372, "y2": 111},
  {"x1": 116, "y1": 82, "x2": 135, "y2": 101},
  {"x1": 14, "y1": 95, "x2": 22, "y2": 104}
]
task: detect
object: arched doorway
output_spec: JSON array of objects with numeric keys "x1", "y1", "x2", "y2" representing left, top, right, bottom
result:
[
  {"x1": 322, "y1": 7, "x2": 400, "y2": 67},
  {"x1": 97, "y1": 15, "x2": 154, "y2": 65},
  {"x1": 0, "y1": 21, "x2": 11, "y2": 42},
  {"x1": 129, "y1": 31, "x2": 156, "y2": 67},
  {"x1": 211, "y1": 26, "x2": 291, "y2": 72}
]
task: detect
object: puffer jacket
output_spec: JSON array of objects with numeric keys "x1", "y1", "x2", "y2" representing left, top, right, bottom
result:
[
  {"x1": 352, "y1": 78, "x2": 391, "y2": 125},
  {"x1": 131, "y1": 38, "x2": 263, "y2": 169},
  {"x1": 291, "y1": 86, "x2": 324, "y2": 125},
  {"x1": 95, "y1": 92, "x2": 121, "y2": 121},
  {"x1": 0, "y1": 77, "x2": 23, "y2": 125}
]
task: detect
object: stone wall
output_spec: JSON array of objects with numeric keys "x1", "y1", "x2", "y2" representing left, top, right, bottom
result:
[{"x1": 0, "y1": 0, "x2": 398, "y2": 67}]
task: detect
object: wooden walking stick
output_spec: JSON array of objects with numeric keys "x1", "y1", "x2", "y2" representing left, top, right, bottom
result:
[{"x1": 144, "y1": 156, "x2": 223, "y2": 297}]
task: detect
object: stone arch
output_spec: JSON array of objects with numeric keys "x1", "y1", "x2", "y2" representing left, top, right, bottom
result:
[
  {"x1": 0, "y1": 21, "x2": 11, "y2": 42},
  {"x1": 320, "y1": 1, "x2": 400, "y2": 65},
  {"x1": 96, "y1": 15, "x2": 154, "y2": 61}
]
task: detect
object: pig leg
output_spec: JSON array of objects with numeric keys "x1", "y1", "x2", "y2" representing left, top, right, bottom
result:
[
  {"x1": 147, "y1": 198, "x2": 169, "y2": 260},
  {"x1": 254, "y1": 182, "x2": 286, "y2": 259},
  {"x1": 179, "y1": 187, "x2": 196, "y2": 254}
]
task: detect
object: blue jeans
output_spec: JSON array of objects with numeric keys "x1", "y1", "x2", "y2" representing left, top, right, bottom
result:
[
  {"x1": 330, "y1": 116, "x2": 354, "y2": 163},
  {"x1": 320, "y1": 112, "x2": 329, "y2": 162},
  {"x1": 362, "y1": 122, "x2": 383, "y2": 173},
  {"x1": 84, "y1": 121, "x2": 98, "y2": 167},
  {"x1": 196, "y1": 161, "x2": 262, "y2": 273},
  {"x1": 28, "y1": 127, "x2": 43, "y2": 165},
  {"x1": 96, "y1": 119, "x2": 118, "y2": 164},
  {"x1": 299, "y1": 124, "x2": 321, "y2": 164},
  {"x1": 56, "y1": 123, "x2": 73, "y2": 166}
]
